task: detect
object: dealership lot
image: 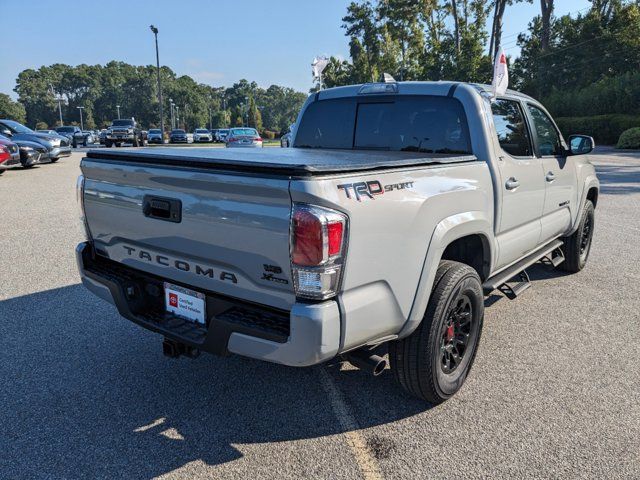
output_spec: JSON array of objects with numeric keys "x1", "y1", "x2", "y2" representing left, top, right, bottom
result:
[{"x1": 0, "y1": 148, "x2": 638, "y2": 479}]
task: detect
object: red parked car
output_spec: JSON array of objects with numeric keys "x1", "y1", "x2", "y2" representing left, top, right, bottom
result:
[{"x1": 0, "y1": 136, "x2": 21, "y2": 174}]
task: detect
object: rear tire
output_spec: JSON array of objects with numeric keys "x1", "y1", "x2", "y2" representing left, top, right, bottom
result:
[
  {"x1": 389, "y1": 260, "x2": 484, "y2": 404},
  {"x1": 50, "y1": 158, "x2": 59, "y2": 163},
  {"x1": 105, "y1": 140, "x2": 112, "y2": 148},
  {"x1": 560, "y1": 200, "x2": 594, "y2": 273}
]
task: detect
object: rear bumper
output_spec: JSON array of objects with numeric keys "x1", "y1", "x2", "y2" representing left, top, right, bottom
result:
[{"x1": 76, "y1": 242, "x2": 340, "y2": 366}]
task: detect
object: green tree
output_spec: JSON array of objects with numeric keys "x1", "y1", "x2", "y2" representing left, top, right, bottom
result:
[{"x1": 0, "y1": 93, "x2": 27, "y2": 123}]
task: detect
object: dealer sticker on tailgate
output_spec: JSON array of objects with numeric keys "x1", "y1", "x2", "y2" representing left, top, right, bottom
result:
[{"x1": 164, "y1": 282, "x2": 206, "y2": 324}]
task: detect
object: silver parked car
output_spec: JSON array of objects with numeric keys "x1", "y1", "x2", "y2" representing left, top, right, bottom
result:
[
  {"x1": 147, "y1": 129, "x2": 164, "y2": 144},
  {"x1": 225, "y1": 128, "x2": 263, "y2": 148}
]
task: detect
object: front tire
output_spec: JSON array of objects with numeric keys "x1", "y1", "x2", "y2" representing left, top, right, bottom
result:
[
  {"x1": 50, "y1": 158, "x2": 59, "y2": 163},
  {"x1": 560, "y1": 200, "x2": 595, "y2": 273},
  {"x1": 389, "y1": 260, "x2": 484, "y2": 404}
]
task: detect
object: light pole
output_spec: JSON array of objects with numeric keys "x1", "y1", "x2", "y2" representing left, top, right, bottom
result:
[
  {"x1": 77, "y1": 106, "x2": 85, "y2": 131},
  {"x1": 169, "y1": 99, "x2": 175, "y2": 130},
  {"x1": 245, "y1": 96, "x2": 249, "y2": 127},
  {"x1": 50, "y1": 84, "x2": 64, "y2": 126},
  {"x1": 175, "y1": 106, "x2": 179, "y2": 129},
  {"x1": 116, "y1": 105, "x2": 121, "y2": 119},
  {"x1": 209, "y1": 106, "x2": 212, "y2": 130},
  {"x1": 150, "y1": 25, "x2": 165, "y2": 134}
]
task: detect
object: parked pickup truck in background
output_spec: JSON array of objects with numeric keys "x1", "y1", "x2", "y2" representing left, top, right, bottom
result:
[
  {"x1": 105, "y1": 118, "x2": 146, "y2": 147},
  {"x1": 76, "y1": 81, "x2": 599, "y2": 403}
]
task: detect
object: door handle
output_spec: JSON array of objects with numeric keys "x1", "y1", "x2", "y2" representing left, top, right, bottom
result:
[
  {"x1": 546, "y1": 171, "x2": 556, "y2": 182},
  {"x1": 505, "y1": 177, "x2": 520, "y2": 190}
]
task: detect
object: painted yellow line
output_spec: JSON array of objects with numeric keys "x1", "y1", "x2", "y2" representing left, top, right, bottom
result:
[{"x1": 317, "y1": 367, "x2": 384, "y2": 480}]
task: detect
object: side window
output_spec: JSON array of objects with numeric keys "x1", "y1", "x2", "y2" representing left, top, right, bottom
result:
[
  {"x1": 527, "y1": 104, "x2": 563, "y2": 156},
  {"x1": 491, "y1": 99, "x2": 533, "y2": 157}
]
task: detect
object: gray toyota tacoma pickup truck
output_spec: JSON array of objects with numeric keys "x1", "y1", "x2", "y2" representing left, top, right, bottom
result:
[{"x1": 76, "y1": 81, "x2": 599, "y2": 403}]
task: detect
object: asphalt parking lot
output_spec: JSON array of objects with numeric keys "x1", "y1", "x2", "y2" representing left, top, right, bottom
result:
[{"x1": 1, "y1": 147, "x2": 638, "y2": 479}]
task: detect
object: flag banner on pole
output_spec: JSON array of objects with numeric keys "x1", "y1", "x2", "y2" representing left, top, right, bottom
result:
[
  {"x1": 311, "y1": 56, "x2": 329, "y2": 79},
  {"x1": 492, "y1": 48, "x2": 508, "y2": 99}
]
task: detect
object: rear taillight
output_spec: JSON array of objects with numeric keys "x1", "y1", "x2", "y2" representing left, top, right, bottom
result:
[
  {"x1": 228, "y1": 137, "x2": 238, "y2": 142},
  {"x1": 255, "y1": 137, "x2": 262, "y2": 142},
  {"x1": 290, "y1": 204, "x2": 348, "y2": 300},
  {"x1": 0, "y1": 145, "x2": 9, "y2": 163}
]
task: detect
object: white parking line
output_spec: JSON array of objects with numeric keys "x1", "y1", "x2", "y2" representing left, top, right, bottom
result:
[{"x1": 317, "y1": 367, "x2": 383, "y2": 480}]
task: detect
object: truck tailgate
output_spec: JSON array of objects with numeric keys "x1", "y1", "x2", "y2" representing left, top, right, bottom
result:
[{"x1": 81, "y1": 157, "x2": 295, "y2": 311}]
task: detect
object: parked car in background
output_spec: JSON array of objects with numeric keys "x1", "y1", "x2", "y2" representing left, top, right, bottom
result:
[
  {"x1": 216, "y1": 129, "x2": 229, "y2": 142},
  {"x1": 105, "y1": 118, "x2": 146, "y2": 147},
  {"x1": 14, "y1": 139, "x2": 48, "y2": 167},
  {"x1": 0, "y1": 119, "x2": 71, "y2": 162},
  {"x1": 225, "y1": 128, "x2": 263, "y2": 148},
  {"x1": 147, "y1": 129, "x2": 164, "y2": 144},
  {"x1": 82, "y1": 131, "x2": 96, "y2": 145},
  {"x1": 280, "y1": 124, "x2": 294, "y2": 147},
  {"x1": 169, "y1": 129, "x2": 188, "y2": 143},
  {"x1": 98, "y1": 130, "x2": 107, "y2": 145},
  {"x1": 0, "y1": 135, "x2": 22, "y2": 173},
  {"x1": 37, "y1": 129, "x2": 58, "y2": 136},
  {"x1": 193, "y1": 129, "x2": 213, "y2": 143},
  {"x1": 210, "y1": 129, "x2": 219, "y2": 141},
  {"x1": 56, "y1": 126, "x2": 91, "y2": 147}
]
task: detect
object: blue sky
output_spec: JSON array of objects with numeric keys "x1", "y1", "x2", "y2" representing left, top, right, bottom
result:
[{"x1": 1, "y1": 0, "x2": 590, "y2": 97}]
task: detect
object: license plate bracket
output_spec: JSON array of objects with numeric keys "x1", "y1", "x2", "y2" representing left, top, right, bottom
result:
[{"x1": 164, "y1": 282, "x2": 206, "y2": 325}]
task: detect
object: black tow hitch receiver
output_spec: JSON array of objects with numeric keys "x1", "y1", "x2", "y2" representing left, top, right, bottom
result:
[{"x1": 162, "y1": 338, "x2": 201, "y2": 359}]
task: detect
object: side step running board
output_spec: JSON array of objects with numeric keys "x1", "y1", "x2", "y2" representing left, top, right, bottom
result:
[
  {"x1": 498, "y1": 270, "x2": 531, "y2": 299},
  {"x1": 483, "y1": 239, "x2": 563, "y2": 295}
]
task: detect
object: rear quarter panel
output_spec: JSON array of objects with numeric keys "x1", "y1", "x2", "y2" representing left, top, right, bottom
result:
[{"x1": 290, "y1": 161, "x2": 494, "y2": 351}]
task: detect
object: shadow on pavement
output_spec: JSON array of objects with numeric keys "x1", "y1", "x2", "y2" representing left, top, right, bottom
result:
[
  {"x1": 594, "y1": 164, "x2": 640, "y2": 196},
  {"x1": 0, "y1": 284, "x2": 428, "y2": 478}
]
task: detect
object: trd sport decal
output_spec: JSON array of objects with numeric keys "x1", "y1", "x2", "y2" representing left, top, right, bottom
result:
[{"x1": 337, "y1": 180, "x2": 415, "y2": 201}]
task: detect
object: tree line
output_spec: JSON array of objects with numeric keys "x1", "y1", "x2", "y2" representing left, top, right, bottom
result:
[
  {"x1": 323, "y1": 0, "x2": 640, "y2": 119},
  {"x1": 3, "y1": 62, "x2": 308, "y2": 135}
]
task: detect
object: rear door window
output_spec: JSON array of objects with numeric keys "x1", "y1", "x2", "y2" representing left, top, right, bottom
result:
[{"x1": 491, "y1": 99, "x2": 533, "y2": 157}]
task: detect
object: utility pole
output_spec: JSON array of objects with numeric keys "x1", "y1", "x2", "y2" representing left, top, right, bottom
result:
[
  {"x1": 150, "y1": 25, "x2": 165, "y2": 134},
  {"x1": 77, "y1": 106, "x2": 85, "y2": 131},
  {"x1": 169, "y1": 99, "x2": 175, "y2": 129},
  {"x1": 116, "y1": 105, "x2": 121, "y2": 119},
  {"x1": 175, "y1": 106, "x2": 179, "y2": 129},
  {"x1": 209, "y1": 106, "x2": 213, "y2": 130}
]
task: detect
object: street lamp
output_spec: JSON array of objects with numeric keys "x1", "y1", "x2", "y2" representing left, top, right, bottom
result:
[
  {"x1": 50, "y1": 84, "x2": 64, "y2": 126},
  {"x1": 149, "y1": 25, "x2": 165, "y2": 134},
  {"x1": 116, "y1": 105, "x2": 121, "y2": 119},
  {"x1": 169, "y1": 99, "x2": 175, "y2": 130},
  {"x1": 245, "y1": 96, "x2": 249, "y2": 127},
  {"x1": 175, "y1": 106, "x2": 179, "y2": 129},
  {"x1": 77, "y1": 106, "x2": 85, "y2": 131}
]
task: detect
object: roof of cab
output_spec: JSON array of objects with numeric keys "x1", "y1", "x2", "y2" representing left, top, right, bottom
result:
[{"x1": 314, "y1": 80, "x2": 537, "y2": 103}]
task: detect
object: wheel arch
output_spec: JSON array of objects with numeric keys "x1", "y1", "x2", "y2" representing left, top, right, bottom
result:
[{"x1": 398, "y1": 211, "x2": 494, "y2": 339}]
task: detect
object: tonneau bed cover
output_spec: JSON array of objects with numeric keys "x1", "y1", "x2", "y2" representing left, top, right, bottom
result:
[{"x1": 85, "y1": 147, "x2": 478, "y2": 176}]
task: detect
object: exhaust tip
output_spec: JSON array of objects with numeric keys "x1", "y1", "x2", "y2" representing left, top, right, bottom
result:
[{"x1": 373, "y1": 358, "x2": 388, "y2": 376}]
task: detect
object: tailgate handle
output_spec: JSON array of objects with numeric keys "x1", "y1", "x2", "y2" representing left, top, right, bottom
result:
[{"x1": 143, "y1": 195, "x2": 182, "y2": 223}]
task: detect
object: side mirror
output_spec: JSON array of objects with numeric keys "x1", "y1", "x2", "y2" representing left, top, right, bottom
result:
[
  {"x1": 1, "y1": 128, "x2": 12, "y2": 137},
  {"x1": 569, "y1": 135, "x2": 594, "y2": 155}
]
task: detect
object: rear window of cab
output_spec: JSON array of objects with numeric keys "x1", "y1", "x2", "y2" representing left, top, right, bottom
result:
[{"x1": 294, "y1": 95, "x2": 472, "y2": 154}]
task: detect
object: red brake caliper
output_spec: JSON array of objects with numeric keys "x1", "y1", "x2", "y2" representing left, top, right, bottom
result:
[{"x1": 445, "y1": 324, "x2": 455, "y2": 342}]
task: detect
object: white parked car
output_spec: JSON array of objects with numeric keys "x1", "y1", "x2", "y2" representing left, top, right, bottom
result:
[
  {"x1": 193, "y1": 129, "x2": 213, "y2": 143},
  {"x1": 225, "y1": 128, "x2": 263, "y2": 148}
]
